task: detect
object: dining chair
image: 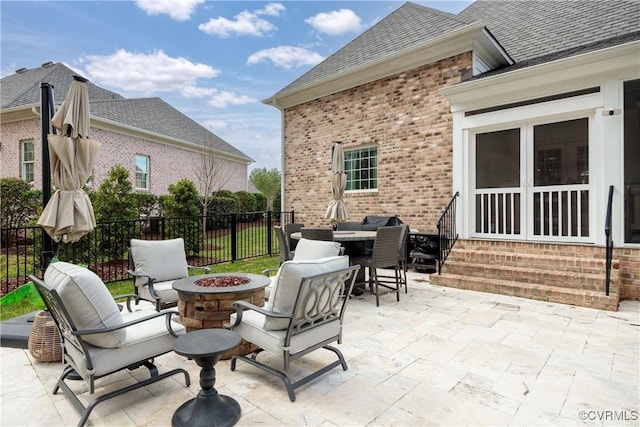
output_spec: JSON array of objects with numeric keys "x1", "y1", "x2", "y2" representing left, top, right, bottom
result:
[
  {"x1": 284, "y1": 222, "x2": 304, "y2": 251},
  {"x1": 336, "y1": 221, "x2": 363, "y2": 231},
  {"x1": 350, "y1": 226, "x2": 403, "y2": 306},
  {"x1": 274, "y1": 226, "x2": 293, "y2": 263},
  {"x1": 300, "y1": 227, "x2": 334, "y2": 241},
  {"x1": 397, "y1": 224, "x2": 409, "y2": 293}
]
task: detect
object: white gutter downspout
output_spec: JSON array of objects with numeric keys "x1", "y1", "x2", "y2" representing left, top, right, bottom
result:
[{"x1": 266, "y1": 98, "x2": 286, "y2": 221}]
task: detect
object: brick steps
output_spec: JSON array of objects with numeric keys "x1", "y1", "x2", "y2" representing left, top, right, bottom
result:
[
  {"x1": 430, "y1": 239, "x2": 620, "y2": 311},
  {"x1": 429, "y1": 274, "x2": 620, "y2": 311}
]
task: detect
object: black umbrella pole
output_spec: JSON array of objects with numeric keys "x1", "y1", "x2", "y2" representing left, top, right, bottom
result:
[{"x1": 40, "y1": 82, "x2": 56, "y2": 270}]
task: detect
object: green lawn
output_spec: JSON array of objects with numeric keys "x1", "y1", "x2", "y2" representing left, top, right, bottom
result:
[{"x1": 0, "y1": 255, "x2": 280, "y2": 322}]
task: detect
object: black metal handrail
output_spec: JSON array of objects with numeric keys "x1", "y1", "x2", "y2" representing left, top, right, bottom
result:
[
  {"x1": 604, "y1": 185, "x2": 614, "y2": 296},
  {"x1": 436, "y1": 191, "x2": 460, "y2": 274}
]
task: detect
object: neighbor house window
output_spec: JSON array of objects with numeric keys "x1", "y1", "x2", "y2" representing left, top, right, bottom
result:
[
  {"x1": 345, "y1": 146, "x2": 377, "y2": 191},
  {"x1": 21, "y1": 141, "x2": 34, "y2": 183},
  {"x1": 135, "y1": 155, "x2": 149, "y2": 190}
]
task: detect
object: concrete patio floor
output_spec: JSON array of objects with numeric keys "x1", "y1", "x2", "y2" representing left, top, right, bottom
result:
[{"x1": 2, "y1": 270, "x2": 639, "y2": 427}]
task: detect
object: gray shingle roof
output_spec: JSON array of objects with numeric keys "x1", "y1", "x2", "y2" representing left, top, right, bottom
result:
[
  {"x1": 271, "y1": 0, "x2": 640, "y2": 100},
  {"x1": 1, "y1": 63, "x2": 251, "y2": 162},
  {"x1": 273, "y1": 2, "x2": 477, "y2": 98},
  {"x1": 459, "y1": 0, "x2": 640, "y2": 63}
]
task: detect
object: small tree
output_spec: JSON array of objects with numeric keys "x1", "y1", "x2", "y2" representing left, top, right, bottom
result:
[
  {"x1": 249, "y1": 168, "x2": 281, "y2": 211},
  {"x1": 90, "y1": 165, "x2": 138, "y2": 260},
  {"x1": 164, "y1": 179, "x2": 202, "y2": 256},
  {"x1": 193, "y1": 139, "x2": 234, "y2": 244}
]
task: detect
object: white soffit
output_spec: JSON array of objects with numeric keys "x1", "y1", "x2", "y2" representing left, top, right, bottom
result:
[{"x1": 440, "y1": 40, "x2": 640, "y2": 112}]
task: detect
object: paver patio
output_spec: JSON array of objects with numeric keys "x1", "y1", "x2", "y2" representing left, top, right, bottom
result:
[{"x1": 2, "y1": 270, "x2": 638, "y2": 426}]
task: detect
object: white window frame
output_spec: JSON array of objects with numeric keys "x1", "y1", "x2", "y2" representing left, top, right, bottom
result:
[
  {"x1": 344, "y1": 145, "x2": 378, "y2": 193},
  {"x1": 135, "y1": 155, "x2": 149, "y2": 191},
  {"x1": 21, "y1": 140, "x2": 35, "y2": 183}
]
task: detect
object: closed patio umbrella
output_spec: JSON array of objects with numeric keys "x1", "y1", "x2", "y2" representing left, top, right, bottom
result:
[
  {"x1": 325, "y1": 141, "x2": 349, "y2": 225},
  {"x1": 38, "y1": 77, "x2": 101, "y2": 243}
]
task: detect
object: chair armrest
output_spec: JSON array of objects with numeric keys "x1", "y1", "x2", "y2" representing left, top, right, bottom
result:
[
  {"x1": 226, "y1": 300, "x2": 291, "y2": 328},
  {"x1": 188, "y1": 265, "x2": 212, "y2": 274},
  {"x1": 127, "y1": 269, "x2": 155, "y2": 283},
  {"x1": 112, "y1": 294, "x2": 138, "y2": 312},
  {"x1": 73, "y1": 310, "x2": 183, "y2": 337}
]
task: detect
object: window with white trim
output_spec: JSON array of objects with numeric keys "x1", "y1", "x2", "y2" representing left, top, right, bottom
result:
[
  {"x1": 21, "y1": 141, "x2": 34, "y2": 183},
  {"x1": 345, "y1": 146, "x2": 377, "y2": 191},
  {"x1": 135, "y1": 155, "x2": 149, "y2": 190}
]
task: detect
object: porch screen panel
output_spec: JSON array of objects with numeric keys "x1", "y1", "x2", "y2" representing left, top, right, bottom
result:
[
  {"x1": 624, "y1": 79, "x2": 640, "y2": 243},
  {"x1": 475, "y1": 129, "x2": 521, "y2": 236},
  {"x1": 532, "y1": 119, "x2": 589, "y2": 239}
]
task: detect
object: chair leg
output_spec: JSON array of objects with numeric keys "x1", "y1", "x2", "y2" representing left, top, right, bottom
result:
[{"x1": 231, "y1": 346, "x2": 348, "y2": 403}]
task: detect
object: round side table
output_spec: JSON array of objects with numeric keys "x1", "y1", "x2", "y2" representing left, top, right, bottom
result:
[{"x1": 172, "y1": 329, "x2": 242, "y2": 427}]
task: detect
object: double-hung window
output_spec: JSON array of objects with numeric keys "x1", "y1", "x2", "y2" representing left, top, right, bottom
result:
[
  {"x1": 21, "y1": 141, "x2": 35, "y2": 183},
  {"x1": 135, "y1": 155, "x2": 149, "y2": 191},
  {"x1": 345, "y1": 146, "x2": 378, "y2": 191}
]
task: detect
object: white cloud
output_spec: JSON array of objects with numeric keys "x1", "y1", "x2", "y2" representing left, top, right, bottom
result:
[
  {"x1": 136, "y1": 0, "x2": 204, "y2": 21},
  {"x1": 198, "y1": 3, "x2": 285, "y2": 37},
  {"x1": 256, "y1": 3, "x2": 286, "y2": 16},
  {"x1": 206, "y1": 90, "x2": 256, "y2": 108},
  {"x1": 247, "y1": 46, "x2": 324, "y2": 70},
  {"x1": 305, "y1": 9, "x2": 362, "y2": 36},
  {"x1": 82, "y1": 49, "x2": 220, "y2": 96}
]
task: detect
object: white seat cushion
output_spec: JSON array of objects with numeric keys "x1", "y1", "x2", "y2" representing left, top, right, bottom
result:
[
  {"x1": 130, "y1": 238, "x2": 189, "y2": 287},
  {"x1": 137, "y1": 280, "x2": 179, "y2": 304},
  {"x1": 65, "y1": 309, "x2": 185, "y2": 378},
  {"x1": 44, "y1": 261, "x2": 125, "y2": 348},
  {"x1": 263, "y1": 256, "x2": 348, "y2": 330},
  {"x1": 230, "y1": 310, "x2": 341, "y2": 355},
  {"x1": 293, "y1": 238, "x2": 341, "y2": 260}
]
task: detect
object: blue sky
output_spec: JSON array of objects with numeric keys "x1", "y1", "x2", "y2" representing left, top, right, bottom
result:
[{"x1": 1, "y1": 1, "x2": 472, "y2": 172}]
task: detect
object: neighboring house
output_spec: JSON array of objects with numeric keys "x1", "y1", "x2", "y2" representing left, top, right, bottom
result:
[
  {"x1": 265, "y1": 1, "x2": 640, "y2": 309},
  {"x1": 1, "y1": 62, "x2": 253, "y2": 195}
]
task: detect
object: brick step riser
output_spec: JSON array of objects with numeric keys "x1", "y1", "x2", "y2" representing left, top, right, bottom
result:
[
  {"x1": 454, "y1": 240, "x2": 610, "y2": 258},
  {"x1": 429, "y1": 274, "x2": 619, "y2": 311},
  {"x1": 447, "y1": 251, "x2": 619, "y2": 275},
  {"x1": 443, "y1": 261, "x2": 619, "y2": 293}
]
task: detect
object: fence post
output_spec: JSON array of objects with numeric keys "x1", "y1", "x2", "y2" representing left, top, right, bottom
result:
[
  {"x1": 267, "y1": 210, "x2": 273, "y2": 256},
  {"x1": 161, "y1": 217, "x2": 166, "y2": 240},
  {"x1": 231, "y1": 213, "x2": 237, "y2": 261}
]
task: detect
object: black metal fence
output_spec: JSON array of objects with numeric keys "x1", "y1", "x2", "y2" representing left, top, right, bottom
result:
[{"x1": 1, "y1": 210, "x2": 294, "y2": 295}]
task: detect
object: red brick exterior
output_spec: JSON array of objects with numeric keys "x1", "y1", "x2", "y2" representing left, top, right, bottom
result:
[
  {"x1": 1, "y1": 118, "x2": 248, "y2": 194},
  {"x1": 282, "y1": 53, "x2": 472, "y2": 233}
]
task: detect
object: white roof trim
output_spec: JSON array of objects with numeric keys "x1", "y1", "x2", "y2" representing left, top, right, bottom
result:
[
  {"x1": 441, "y1": 40, "x2": 640, "y2": 112},
  {"x1": 265, "y1": 22, "x2": 512, "y2": 109}
]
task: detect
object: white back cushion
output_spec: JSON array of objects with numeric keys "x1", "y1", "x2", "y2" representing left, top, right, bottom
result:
[
  {"x1": 293, "y1": 238, "x2": 341, "y2": 260},
  {"x1": 264, "y1": 256, "x2": 349, "y2": 330},
  {"x1": 130, "y1": 238, "x2": 189, "y2": 285},
  {"x1": 44, "y1": 262, "x2": 125, "y2": 348}
]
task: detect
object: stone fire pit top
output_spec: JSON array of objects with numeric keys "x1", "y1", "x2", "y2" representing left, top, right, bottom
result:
[{"x1": 173, "y1": 273, "x2": 270, "y2": 294}]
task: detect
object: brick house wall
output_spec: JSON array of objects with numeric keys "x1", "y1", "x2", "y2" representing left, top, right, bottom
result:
[
  {"x1": 282, "y1": 52, "x2": 472, "y2": 233},
  {"x1": 1, "y1": 119, "x2": 248, "y2": 194}
]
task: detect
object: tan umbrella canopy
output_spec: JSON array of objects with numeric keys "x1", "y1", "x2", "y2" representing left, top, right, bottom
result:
[
  {"x1": 38, "y1": 78, "x2": 101, "y2": 243},
  {"x1": 325, "y1": 141, "x2": 349, "y2": 225}
]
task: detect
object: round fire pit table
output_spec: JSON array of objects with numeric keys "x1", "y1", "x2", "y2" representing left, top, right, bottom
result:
[{"x1": 173, "y1": 273, "x2": 270, "y2": 358}]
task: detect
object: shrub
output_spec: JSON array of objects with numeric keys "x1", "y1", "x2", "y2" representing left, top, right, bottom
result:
[
  {"x1": 235, "y1": 191, "x2": 256, "y2": 215},
  {"x1": 0, "y1": 178, "x2": 41, "y2": 229},
  {"x1": 206, "y1": 196, "x2": 240, "y2": 229},
  {"x1": 211, "y1": 190, "x2": 238, "y2": 201},
  {"x1": 164, "y1": 179, "x2": 202, "y2": 256},
  {"x1": 254, "y1": 192, "x2": 267, "y2": 212}
]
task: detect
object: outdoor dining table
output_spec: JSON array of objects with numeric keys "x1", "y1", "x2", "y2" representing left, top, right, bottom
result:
[
  {"x1": 290, "y1": 230, "x2": 377, "y2": 243},
  {"x1": 290, "y1": 230, "x2": 377, "y2": 291}
]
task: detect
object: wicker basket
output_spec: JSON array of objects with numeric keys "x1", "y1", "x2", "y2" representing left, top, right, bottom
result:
[{"x1": 28, "y1": 310, "x2": 62, "y2": 362}]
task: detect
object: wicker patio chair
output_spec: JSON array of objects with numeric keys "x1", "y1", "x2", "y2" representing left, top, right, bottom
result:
[
  {"x1": 284, "y1": 222, "x2": 305, "y2": 251},
  {"x1": 397, "y1": 224, "x2": 409, "y2": 293},
  {"x1": 300, "y1": 227, "x2": 334, "y2": 241},
  {"x1": 274, "y1": 226, "x2": 294, "y2": 263},
  {"x1": 350, "y1": 226, "x2": 403, "y2": 306},
  {"x1": 336, "y1": 221, "x2": 363, "y2": 231}
]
